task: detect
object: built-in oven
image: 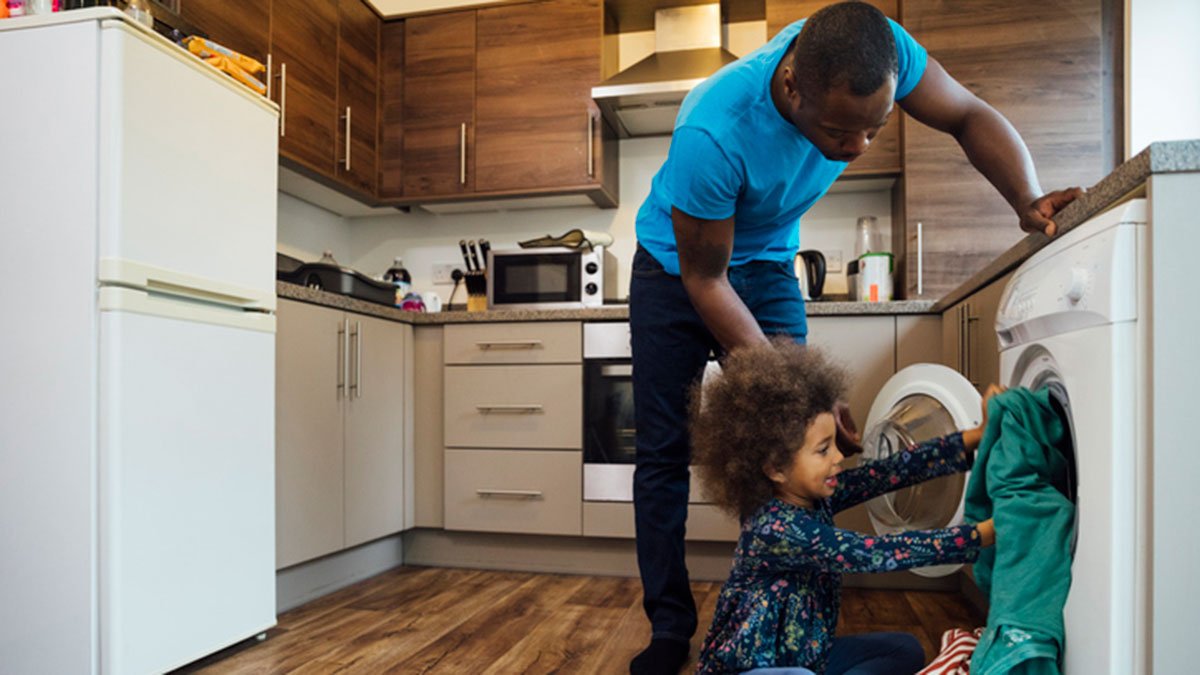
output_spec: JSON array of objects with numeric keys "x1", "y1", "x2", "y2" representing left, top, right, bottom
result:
[
  {"x1": 583, "y1": 322, "x2": 636, "y2": 501},
  {"x1": 583, "y1": 322, "x2": 718, "y2": 503}
]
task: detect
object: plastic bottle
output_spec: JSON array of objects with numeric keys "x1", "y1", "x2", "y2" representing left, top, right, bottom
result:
[{"x1": 384, "y1": 257, "x2": 412, "y2": 306}]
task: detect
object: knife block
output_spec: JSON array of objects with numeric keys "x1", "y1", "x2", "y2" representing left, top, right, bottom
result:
[{"x1": 465, "y1": 271, "x2": 487, "y2": 312}]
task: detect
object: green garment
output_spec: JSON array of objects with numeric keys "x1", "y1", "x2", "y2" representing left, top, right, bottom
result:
[{"x1": 964, "y1": 387, "x2": 1075, "y2": 675}]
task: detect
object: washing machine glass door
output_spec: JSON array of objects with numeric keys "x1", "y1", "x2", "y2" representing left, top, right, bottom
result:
[{"x1": 860, "y1": 363, "x2": 982, "y2": 577}]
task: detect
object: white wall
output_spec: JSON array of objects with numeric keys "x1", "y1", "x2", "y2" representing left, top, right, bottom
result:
[
  {"x1": 277, "y1": 192, "x2": 353, "y2": 265},
  {"x1": 1126, "y1": 0, "x2": 1200, "y2": 157}
]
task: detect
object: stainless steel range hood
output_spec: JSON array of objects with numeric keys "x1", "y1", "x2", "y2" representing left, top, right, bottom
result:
[{"x1": 592, "y1": 4, "x2": 739, "y2": 138}]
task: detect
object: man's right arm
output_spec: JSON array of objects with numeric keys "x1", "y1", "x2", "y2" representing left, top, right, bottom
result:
[{"x1": 672, "y1": 207, "x2": 769, "y2": 351}]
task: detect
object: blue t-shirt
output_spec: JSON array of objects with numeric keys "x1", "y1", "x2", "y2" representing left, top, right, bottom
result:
[{"x1": 635, "y1": 18, "x2": 928, "y2": 276}]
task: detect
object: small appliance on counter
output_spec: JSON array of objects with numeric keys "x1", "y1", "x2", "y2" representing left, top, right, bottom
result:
[
  {"x1": 857, "y1": 252, "x2": 894, "y2": 302},
  {"x1": 795, "y1": 249, "x2": 826, "y2": 300},
  {"x1": 487, "y1": 245, "x2": 617, "y2": 310},
  {"x1": 276, "y1": 250, "x2": 396, "y2": 307}
]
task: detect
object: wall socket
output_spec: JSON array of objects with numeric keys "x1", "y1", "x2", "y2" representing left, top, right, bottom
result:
[
  {"x1": 825, "y1": 249, "x2": 843, "y2": 273},
  {"x1": 433, "y1": 264, "x2": 462, "y2": 285}
]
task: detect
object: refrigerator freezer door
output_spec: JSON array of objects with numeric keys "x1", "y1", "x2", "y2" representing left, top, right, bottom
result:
[
  {"x1": 99, "y1": 307, "x2": 276, "y2": 674},
  {"x1": 97, "y1": 20, "x2": 278, "y2": 301}
]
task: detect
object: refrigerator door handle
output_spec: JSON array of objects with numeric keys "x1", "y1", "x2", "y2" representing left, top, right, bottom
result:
[{"x1": 99, "y1": 258, "x2": 275, "y2": 312}]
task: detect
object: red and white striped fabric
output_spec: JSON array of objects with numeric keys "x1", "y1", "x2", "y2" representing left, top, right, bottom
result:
[{"x1": 917, "y1": 627, "x2": 985, "y2": 675}]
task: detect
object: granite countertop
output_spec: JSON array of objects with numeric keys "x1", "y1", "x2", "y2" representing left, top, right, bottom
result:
[
  {"x1": 276, "y1": 282, "x2": 935, "y2": 323},
  {"x1": 931, "y1": 139, "x2": 1200, "y2": 312}
]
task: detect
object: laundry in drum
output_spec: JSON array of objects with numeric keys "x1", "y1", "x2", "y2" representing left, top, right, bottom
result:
[{"x1": 518, "y1": 228, "x2": 613, "y2": 250}]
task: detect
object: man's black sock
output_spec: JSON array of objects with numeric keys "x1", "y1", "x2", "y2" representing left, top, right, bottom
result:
[{"x1": 629, "y1": 638, "x2": 689, "y2": 675}]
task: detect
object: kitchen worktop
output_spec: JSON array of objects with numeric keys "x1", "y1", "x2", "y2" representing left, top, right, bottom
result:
[
  {"x1": 276, "y1": 282, "x2": 936, "y2": 323},
  {"x1": 931, "y1": 139, "x2": 1200, "y2": 312}
]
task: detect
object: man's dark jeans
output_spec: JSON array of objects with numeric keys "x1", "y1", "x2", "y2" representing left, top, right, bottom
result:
[{"x1": 629, "y1": 245, "x2": 807, "y2": 643}]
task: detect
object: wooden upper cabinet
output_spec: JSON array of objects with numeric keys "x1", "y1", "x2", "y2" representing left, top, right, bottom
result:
[
  {"x1": 403, "y1": 11, "x2": 477, "y2": 198},
  {"x1": 765, "y1": 0, "x2": 901, "y2": 176},
  {"x1": 901, "y1": 0, "x2": 1107, "y2": 299},
  {"x1": 474, "y1": 0, "x2": 616, "y2": 200},
  {"x1": 271, "y1": 0, "x2": 339, "y2": 175},
  {"x1": 379, "y1": 21, "x2": 404, "y2": 199},
  {"x1": 179, "y1": 0, "x2": 270, "y2": 63},
  {"x1": 336, "y1": 0, "x2": 380, "y2": 195}
]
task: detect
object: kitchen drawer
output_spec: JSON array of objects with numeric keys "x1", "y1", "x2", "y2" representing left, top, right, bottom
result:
[
  {"x1": 581, "y1": 502, "x2": 739, "y2": 542},
  {"x1": 444, "y1": 364, "x2": 582, "y2": 449},
  {"x1": 443, "y1": 322, "x2": 581, "y2": 365},
  {"x1": 444, "y1": 449, "x2": 582, "y2": 535}
]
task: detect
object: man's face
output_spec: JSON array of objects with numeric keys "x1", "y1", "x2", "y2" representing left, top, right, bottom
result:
[{"x1": 783, "y1": 74, "x2": 896, "y2": 163}]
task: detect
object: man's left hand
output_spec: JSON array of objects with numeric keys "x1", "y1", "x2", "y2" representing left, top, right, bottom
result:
[{"x1": 1019, "y1": 187, "x2": 1086, "y2": 237}]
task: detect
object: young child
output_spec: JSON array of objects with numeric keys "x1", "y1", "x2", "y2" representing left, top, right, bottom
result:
[{"x1": 692, "y1": 341, "x2": 995, "y2": 675}]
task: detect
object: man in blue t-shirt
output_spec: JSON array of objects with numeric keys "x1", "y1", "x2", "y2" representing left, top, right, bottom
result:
[{"x1": 628, "y1": 3, "x2": 1082, "y2": 674}]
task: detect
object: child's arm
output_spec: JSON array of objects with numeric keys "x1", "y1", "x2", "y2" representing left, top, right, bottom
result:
[
  {"x1": 752, "y1": 508, "x2": 991, "y2": 575},
  {"x1": 829, "y1": 430, "x2": 979, "y2": 513}
]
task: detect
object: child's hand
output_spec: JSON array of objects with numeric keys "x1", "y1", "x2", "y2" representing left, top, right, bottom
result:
[
  {"x1": 979, "y1": 384, "x2": 1005, "y2": 429},
  {"x1": 976, "y1": 519, "x2": 995, "y2": 547},
  {"x1": 962, "y1": 385, "x2": 1005, "y2": 451}
]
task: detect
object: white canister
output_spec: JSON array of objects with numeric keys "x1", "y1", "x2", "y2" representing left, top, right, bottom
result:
[{"x1": 857, "y1": 252, "x2": 893, "y2": 302}]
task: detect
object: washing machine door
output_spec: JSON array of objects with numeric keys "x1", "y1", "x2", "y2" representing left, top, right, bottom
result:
[{"x1": 860, "y1": 363, "x2": 982, "y2": 577}]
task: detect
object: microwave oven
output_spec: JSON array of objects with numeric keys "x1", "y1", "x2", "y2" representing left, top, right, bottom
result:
[{"x1": 487, "y1": 246, "x2": 617, "y2": 310}]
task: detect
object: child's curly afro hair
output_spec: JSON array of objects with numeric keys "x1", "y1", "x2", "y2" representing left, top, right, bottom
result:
[{"x1": 690, "y1": 339, "x2": 849, "y2": 520}]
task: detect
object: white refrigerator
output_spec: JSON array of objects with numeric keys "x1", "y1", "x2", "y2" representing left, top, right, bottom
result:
[{"x1": 0, "y1": 9, "x2": 278, "y2": 674}]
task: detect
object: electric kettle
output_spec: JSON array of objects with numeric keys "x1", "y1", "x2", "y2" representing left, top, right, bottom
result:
[{"x1": 795, "y1": 250, "x2": 826, "y2": 300}]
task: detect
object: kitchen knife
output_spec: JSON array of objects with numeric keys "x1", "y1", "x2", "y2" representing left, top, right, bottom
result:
[
  {"x1": 468, "y1": 240, "x2": 482, "y2": 271},
  {"x1": 459, "y1": 240, "x2": 474, "y2": 272},
  {"x1": 478, "y1": 239, "x2": 491, "y2": 271}
]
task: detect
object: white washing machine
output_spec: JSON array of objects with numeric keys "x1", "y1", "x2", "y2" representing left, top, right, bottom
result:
[
  {"x1": 994, "y1": 198, "x2": 1148, "y2": 674},
  {"x1": 858, "y1": 198, "x2": 1154, "y2": 674}
]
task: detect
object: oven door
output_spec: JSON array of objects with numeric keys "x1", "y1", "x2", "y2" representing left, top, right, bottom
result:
[
  {"x1": 488, "y1": 251, "x2": 581, "y2": 309},
  {"x1": 583, "y1": 359, "x2": 636, "y2": 501}
]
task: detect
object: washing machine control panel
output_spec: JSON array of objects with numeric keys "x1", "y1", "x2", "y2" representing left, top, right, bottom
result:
[{"x1": 996, "y1": 199, "x2": 1145, "y2": 348}]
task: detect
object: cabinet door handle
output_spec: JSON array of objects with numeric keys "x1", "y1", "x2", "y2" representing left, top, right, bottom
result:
[
  {"x1": 276, "y1": 62, "x2": 287, "y2": 137},
  {"x1": 587, "y1": 110, "x2": 595, "y2": 178},
  {"x1": 340, "y1": 106, "x2": 352, "y2": 171},
  {"x1": 459, "y1": 122, "x2": 467, "y2": 186},
  {"x1": 336, "y1": 319, "x2": 346, "y2": 399},
  {"x1": 349, "y1": 320, "x2": 362, "y2": 399},
  {"x1": 916, "y1": 221, "x2": 924, "y2": 297},
  {"x1": 957, "y1": 305, "x2": 966, "y2": 376},
  {"x1": 475, "y1": 339, "x2": 543, "y2": 350},
  {"x1": 266, "y1": 53, "x2": 272, "y2": 100},
  {"x1": 476, "y1": 488, "x2": 543, "y2": 499},
  {"x1": 475, "y1": 404, "x2": 544, "y2": 414},
  {"x1": 965, "y1": 308, "x2": 979, "y2": 387}
]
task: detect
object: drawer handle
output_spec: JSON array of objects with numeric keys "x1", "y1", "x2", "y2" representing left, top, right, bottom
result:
[
  {"x1": 475, "y1": 340, "x2": 544, "y2": 350},
  {"x1": 476, "y1": 489, "x2": 544, "y2": 499},
  {"x1": 475, "y1": 404, "x2": 544, "y2": 414}
]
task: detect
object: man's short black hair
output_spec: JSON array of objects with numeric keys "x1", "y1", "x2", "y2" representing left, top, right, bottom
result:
[{"x1": 792, "y1": 1, "x2": 898, "y2": 97}]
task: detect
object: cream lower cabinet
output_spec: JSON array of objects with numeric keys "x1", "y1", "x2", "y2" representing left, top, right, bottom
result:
[
  {"x1": 942, "y1": 272, "x2": 1012, "y2": 393},
  {"x1": 442, "y1": 322, "x2": 583, "y2": 536},
  {"x1": 276, "y1": 299, "x2": 411, "y2": 569}
]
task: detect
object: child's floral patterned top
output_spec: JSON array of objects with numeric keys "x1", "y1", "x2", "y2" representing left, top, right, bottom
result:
[{"x1": 697, "y1": 432, "x2": 983, "y2": 674}]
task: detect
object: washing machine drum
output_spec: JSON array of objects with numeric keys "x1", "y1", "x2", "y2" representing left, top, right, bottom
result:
[{"x1": 860, "y1": 364, "x2": 982, "y2": 577}]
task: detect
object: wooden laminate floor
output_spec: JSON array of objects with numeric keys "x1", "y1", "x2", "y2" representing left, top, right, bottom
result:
[{"x1": 182, "y1": 566, "x2": 984, "y2": 674}]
